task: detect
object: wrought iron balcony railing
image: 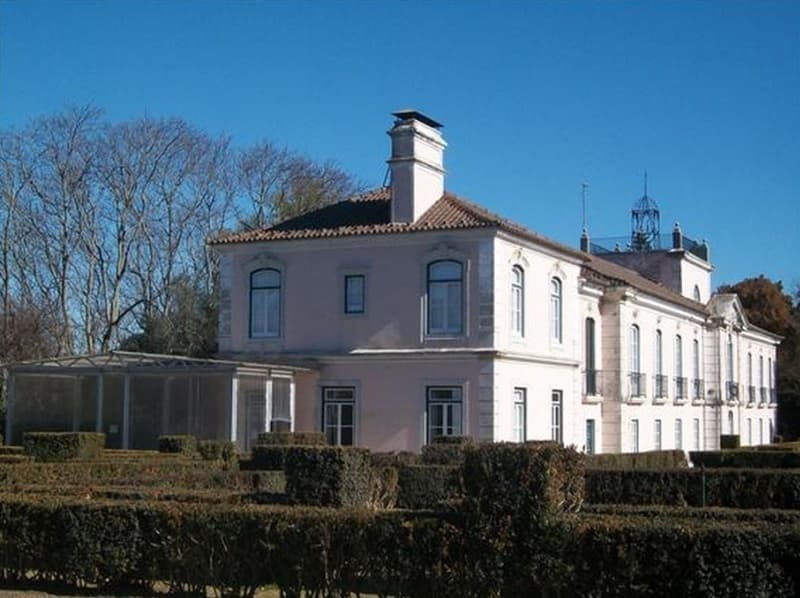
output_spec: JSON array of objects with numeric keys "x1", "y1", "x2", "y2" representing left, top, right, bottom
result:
[
  {"x1": 583, "y1": 369, "x2": 601, "y2": 397},
  {"x1": 692, "y1": 379, "x2": 704, "y2": 402},
  {"x1": 629, "y1": 372, "x2": 646, "y2": 399},
  {"x1": 726, "y1": 381, "x2": 739, "y2": 403},
  {"x1": 654, "y1": 374, "x2": 668, "y2": 400},
  {"x1": 675, "y1": 377, "x2": 688, "y2": 401}
]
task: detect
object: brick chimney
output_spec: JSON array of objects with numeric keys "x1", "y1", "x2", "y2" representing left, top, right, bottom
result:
[{"x1": 387, "y1": 110, "x2": 446, "y2": 223}]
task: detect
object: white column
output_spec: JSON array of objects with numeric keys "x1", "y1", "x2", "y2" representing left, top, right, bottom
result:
[
  {"x1": 265, "y1": 378, "x2": 273, "y2": 434},
  {"x1": 122, "y1": 374, "x2": 131, "y2": 449},
  {"x1": 3, "y1": 370, "x2": 13, "y2": 445},
  {"x1": 229, "y1": 375, "x2": 239, "y2": 444},
  {"x1": 289, "y1": 378, "x2": 296, "y2": 432},
  {"x1": 95, "y1": 374, "x2": 104, "y2": 434}
]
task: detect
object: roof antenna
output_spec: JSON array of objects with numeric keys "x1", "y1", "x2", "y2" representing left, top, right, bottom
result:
[{"x1": 581, "y1": 181, "x2": 589, "y2": 231}]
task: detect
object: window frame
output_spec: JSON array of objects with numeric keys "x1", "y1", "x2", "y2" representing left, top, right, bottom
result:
[
  {"x1": 551, "y1": 390, "x2": 563, "y2": 444},
  {"x1": 249, "y1": 268, "x2": 282, "y2": 339},
  {"x1": 344, "y1": 274, "x2": 366, "y2": 315},
  {"x1": 321, "y1": 386, "x2": 356, "y2": 446},
  {"x1": 550, "y1": 277, "x2": 563, "y2": 343},
  {"x1": 693, "y1": 417, "x2": 701, "y2": 450},
  {"x1": 585, "y1": 419, "x2": 596, "y2": 455},
  {"x1": 675, "y1": 418, "x2": 683, "y2": 450},
  {"x1": 426, "y1": 386, "x2": 463, "y2": 442},
  {"x1": 513, "y1": 387, "x2": 526, "y2": 442},
  {"x1": 631, "y1": 418, "x2": 640, "y2": 453},
  {"x1": 511, "y1": 266, "x2": 525, "y2": 338},
  {"x1": 426, "y1": 260, "x2": 464, "y2": 337},
  {"x1": 654, "y1": 418, "x2": 662, "y2": 450}
]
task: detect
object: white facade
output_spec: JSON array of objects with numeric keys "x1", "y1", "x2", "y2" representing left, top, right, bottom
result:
[{"x1": 211, "y1": 112, "x2": 780, "y2": 453}]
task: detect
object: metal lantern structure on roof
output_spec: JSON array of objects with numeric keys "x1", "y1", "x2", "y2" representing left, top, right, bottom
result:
[{"x1": 630, "y1": 176, "x2": 661, "y2": 251}]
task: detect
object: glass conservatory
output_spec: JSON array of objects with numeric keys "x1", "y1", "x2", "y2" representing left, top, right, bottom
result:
[{"x1": 2, "y1": 351, "x2": 306, "y2": 451}]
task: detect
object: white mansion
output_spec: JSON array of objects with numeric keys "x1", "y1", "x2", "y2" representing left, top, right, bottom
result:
[{"x1": 210, "y1": 111, "x2": 780, "y2": 454}]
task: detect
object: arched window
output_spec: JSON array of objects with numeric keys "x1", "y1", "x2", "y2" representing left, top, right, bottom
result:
[
  {"x1": 675, "y1": 335, "x2": 683, "y2": 378},
  {"x1": 630, "y1": 324, "x2": 642, "y2": 397},
  {"x1": 585, "y1": 318, "x2": 597, "y2": 395},
  {"x1": 693, "y1": 285, "x2": 701, "y2": 302},
  {"x1": 655, "y1": 330, "x2": 663, "y2": 375},
  {"x1": 727, "y1": 410, "x2": 734, "y2": 434},
  {"x1": 250, "y1": 268, "x2": 281, "y2": 338},
  {"x1": 511, "y1": 266, "x2": 524, "y2": 337},
  {"x1": 550, "y1": 277, "x2": 562, "y2": 343},
  {"x1": 427, "y1": 260, "x2": 463, "y2": 336},
  {"x1": 692, "y1": 339, "x2": 701, "y2": 400}
]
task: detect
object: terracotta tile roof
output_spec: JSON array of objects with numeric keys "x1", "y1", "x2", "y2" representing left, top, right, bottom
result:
[
  {"x1": 210, "y1": 187, "x2": 583, "y2": 259},
  {"x1": 581, "y1": 254, "x2": 709, "y2": 315}
]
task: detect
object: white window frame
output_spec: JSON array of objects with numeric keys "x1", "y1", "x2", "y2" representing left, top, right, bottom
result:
[
  {"x1": 344, "y1": 274, "x2": 366, "y2": 315},
  {"x1": 551, "y1": 390, "x2": 563, "y2": 444},
  {"x1": 585, "y1": 419, "x2": 596, "y2": 455},
  {"x1": 550, "y1": 277, "x2": 563, "y2": 343},
  {"x1": 631, "y1": 419, "x2": 640, "y2": 453},
  {"x1": 322, "y1": 387, "x2": 355, "y2": 446},
  {"x1": 727, "y1": 410, "x2": 734, "y2": 434},
  {"x1": 693, "y1": 417, "x2": 701, "y2": 450},
  {"x1": 513, "y1": 387, "x2": 526, "y2": 442},
  {"x1": 511, "y1": 266, "x2": 524, "y2": 337},
  {"x1": 675, "y1": 418, "x2": 683, "y2": 450},
  {"x1": 249, "y1": 268, "x2": 281, "y2": 338},
  {"x1": 654, "y1": 419, "x2": 662, "y2": 450},
  {"x1": 426, "y1": 386, "x2": 463, "y2": 442},
  {"x1": 426, "y1": 260, "x2": 463, "y2": 337}
]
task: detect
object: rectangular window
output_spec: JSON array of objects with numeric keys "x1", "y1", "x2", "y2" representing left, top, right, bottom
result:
[
  {"x1": 250, "y1": 269, "x2": 281, "y2": 338},
  {"x1": 344, "y1": 275, "x2": 365, "y2": 314},
  {"x1": 759, "y1": 419, "x2": 764, "y2": 445},
  {"x1": 427, "y1": 387, "x2": 463, "y2": 442},
  {"x1": 693, "y1": 418, "x2": 700, "y2": 450},
  {"x1": 322, "y1": 387, "x2": 355, "y2": 446},
  {"x1": 585, "y1": 419, "x2": 596, "y2": 455},
  {"x1": 747, "y1": 418, "x2": 753, "y2": 445},
  {"x1": 654, "y1": 419, "x2": 662, "y2": 450},
  {"x1": 675, "y1": 418, "x2": 683, "y2": 450},
  {"x1": 631, "y1": 419, "x2": 640, "y2": 453},
  {"x1": 513, "y1": 388, "x2": 526, "y2": 442},
  {"x1": 551, "y1": 390, "x2": 563, "y2": 444},
  {"x1": 427, "y1": 261, "x2": 463, "y2": 336}
]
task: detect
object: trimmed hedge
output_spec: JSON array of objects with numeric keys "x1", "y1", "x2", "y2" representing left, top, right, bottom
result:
[
  {"x1": 459, "y1": 442, "x2": 585, "y2": 597},
  {"x1": 284, "y1": 446, "x2": 372, "y2": 507},
  {"x1": 720, "y1": 434, "x2": 740, "y2": 449},
  {"x1": 421, "y1": 436, "x2": 474, "y2": 465},
  {"x1": 397, "y1": 464, "x2": 461, "y2": 509},
  {"x1": 586, "y1": 449, "x2": 688, "y2": 470},
  {"x1": 0, "y1": 445, "x2": 23, "y2": 455},
  {"x1": 370, "y1": 451, "x2": 419, "y2": 468},
  {"x1": 691, "y1": 450, "x2": 800, "y2": 469},
  {"x1": 251, "y1": 445, "x2": 294, "y2": 471},
  {"x1": 571, "y1": 515, "x2": 800, "y2": 597},
  {"x1": 582, "y1": 503, "x2": 800, "y2": 524},
  {"x1": 22, "y1": 432, "x2": 105, "y2": 462},
  {"x1": 157, "y1": 435, "x2": 197, "y2": 455},
  {"x1": 197, "y1": 440, "x2": 238, "y2": 469},
  {"x1": 586, "y1": 467, "x2": 800, "y2": 509},
  {"x1": 256, "y1": 431, "x2": 326, "y2": 446}
]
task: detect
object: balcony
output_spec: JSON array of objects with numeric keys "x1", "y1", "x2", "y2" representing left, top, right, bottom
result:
[
  {"x1": 747, "y1": 385, "x2": 757, "y2": 406},
  {"x1": 692, "y1": 379, "x2": 704, "y2": 403},
  {"x1": 675, "y1": 377, "x2": 688, "y2": 402},
  {"x1": 726, "y1": 381, "x2": 739, "y2": 404},
  {"x1": 654, "y1": 374, "x2": 668, "y2": 403},
  {"x1": 760, "y1": 386, "x2": 768, "y2": 406},
  {"x1": 629, "y1": 372, "x2": 646, "y2": 402},
  {"x1": 583, "y1": 369, "x2": 602, "y2": 401}
]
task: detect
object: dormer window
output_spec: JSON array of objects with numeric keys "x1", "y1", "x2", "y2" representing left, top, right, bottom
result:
[{"x1": 250, "y1": 268, "x2": 281, "y2": 338}]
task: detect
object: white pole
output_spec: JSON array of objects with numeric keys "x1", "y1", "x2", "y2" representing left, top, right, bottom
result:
[
  {"x1": 289, "y1": 378, "x2": 296, "y2": 432},
  {"x1": 230, "y1": 376, "x2": 239, "y2": 445}
]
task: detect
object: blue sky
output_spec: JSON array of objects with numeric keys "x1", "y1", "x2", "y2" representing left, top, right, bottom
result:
[{"x1": 1, "y1": 1, "x2": 798, "y2": 291}]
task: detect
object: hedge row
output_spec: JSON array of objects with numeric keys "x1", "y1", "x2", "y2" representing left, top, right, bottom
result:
[
  {"x1": 158, "y1": 435, "x2": 197, "y2": 455},
  {"x1": 582, "y1": 503, "x2": 800, "y2": 524},
  {"x1": 256, "y1": 431, "x2": 326, "y2": 446},
  {"x1": 586, "y1": 468, "x2": 800, "y2": 509},
  {"x1": 397, "y1": 465, "x2": 461, "y2": 509},
  {"x1": 421, "y1": 435, "x2": 474, "y2": 465},
  {"x1": 586, "y1": 449, "x2": 688, "y2": 470},
  {"x1": 690, "y1": 450, "x2": 800, "y2": 469},
  {"x1": 22, "y1": 432, "x2": 105, "y2": 462},
  {"x1": 284, "y1": 446, "x2": 372, "y2": 507}
]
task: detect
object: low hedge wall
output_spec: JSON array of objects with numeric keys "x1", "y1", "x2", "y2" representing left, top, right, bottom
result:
[
  {"x1": 284, "y1": 446, "x2": 372, "y2": 507},
  {"x1": 197, "y1": 440, "x2": 238, "y2": 469},
  {"x1": 586, "y1": 467, "x2": 800, "y2": 509},
  {"x1": 690, "y1": 450, "x2": 800, "y2": 469},
  {"x1": 251, "y1": 445, "x2": 293, "y2": 471},
  {"x1": 582, "y1": 503, "x2": 800, "y2": 524},
  {"x1": 586, "y1": 449, "x2": 688, "y2": 470},
  {"x1": 256, "y1": 431, "x2": 326, "y2": 446},
  {"x1": 22, "y1": 432, "x2": 105, "y2": 462},
  {"x1": 158, "y1": 435, "x2": 197, "y2": 455},
  {"x1": 397, "y1": 464, "x2": 461, "y2": 509},
  {"x1": 421, "y1": 436, "x2": 474, "y2": 465}
]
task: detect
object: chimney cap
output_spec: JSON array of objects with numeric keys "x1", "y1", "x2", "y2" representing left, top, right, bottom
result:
[{"x1": 392, "y1": 109, "x2": 443, "y2": 129}]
